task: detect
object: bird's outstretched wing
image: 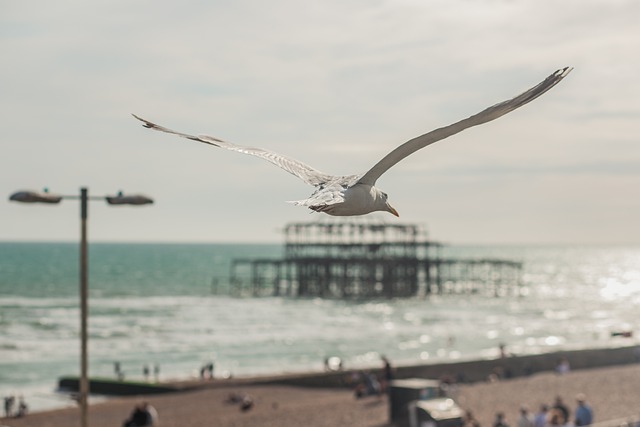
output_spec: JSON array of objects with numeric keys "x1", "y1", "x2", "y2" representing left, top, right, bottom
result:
[
  {"x1": 357, "y1": 67, "x2": 573, "y2": 186},
  {"x1": 132, "y1": 114, "x2": 335, "y2": 187}
]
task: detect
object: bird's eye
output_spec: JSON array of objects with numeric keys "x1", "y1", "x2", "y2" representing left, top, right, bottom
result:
[{"x1": 381, "y1": 192, "x2": 388, "y2": 199}]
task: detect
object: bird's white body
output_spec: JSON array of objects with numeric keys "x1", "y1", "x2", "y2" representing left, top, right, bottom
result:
[
  {"x1": 133, "y1": 67, "x2": 571, "y2": 217},
  {"x1": 294, "y1": 184, "x2": 394, "y2": 217}
]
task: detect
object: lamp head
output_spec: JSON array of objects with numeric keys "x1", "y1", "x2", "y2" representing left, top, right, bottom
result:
[
  {"x1": 106, "y1": 192, "x2": 154, "y2": 205},
  {"x1": 9, "y1": 190, "x2": 62, "y2": 204}
]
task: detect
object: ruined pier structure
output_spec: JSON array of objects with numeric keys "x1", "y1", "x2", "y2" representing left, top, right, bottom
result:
[{"x1": 229, "y1": 220, "x2": 522, "y2": 298}]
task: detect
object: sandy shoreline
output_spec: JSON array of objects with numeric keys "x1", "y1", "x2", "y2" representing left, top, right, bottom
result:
[{"x1": 3, "y1": 356, "x2": 640, "y2": 427}]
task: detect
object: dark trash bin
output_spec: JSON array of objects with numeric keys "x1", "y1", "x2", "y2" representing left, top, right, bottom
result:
[{"x1": 389, "y1": 378, "x2": 442, "y2": 426}]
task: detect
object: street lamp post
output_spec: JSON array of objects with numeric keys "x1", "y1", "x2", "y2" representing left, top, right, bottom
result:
[{"x1": 9, "y1": 187, "x2": 153, "y2": 427}]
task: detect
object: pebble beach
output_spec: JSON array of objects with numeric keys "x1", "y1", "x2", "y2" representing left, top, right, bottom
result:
[{"x1": 3, "y1": 361, "x2": 639, "y2": 427}]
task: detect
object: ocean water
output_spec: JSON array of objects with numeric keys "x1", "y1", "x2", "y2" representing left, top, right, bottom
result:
[{"x1": 1, "y1": 242, "x2": 639, "y2": 412}]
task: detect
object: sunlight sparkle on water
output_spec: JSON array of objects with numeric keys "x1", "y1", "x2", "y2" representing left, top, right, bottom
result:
[
  {"x1": 544, "y1": 336, "x2": 564, "y2": 346},
  {"x1": 600, "y1": 277, "x2": 640, "y2": 301}
]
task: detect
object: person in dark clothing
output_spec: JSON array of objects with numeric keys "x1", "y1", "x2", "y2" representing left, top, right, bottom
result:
[
  {"x1": 493, "y1": 411, "x2": 509, "y2": 427},
  {"x1": 463, "y1": 410, "x2": 481, "y2": 427},
  {"x1": 553, "y1": 396, "x2": 569, "y2": 424},
  {"x1": 123, "y1": 402, "x2": 156, "y2": 427},
  {"x1": 4, "y1": 396, "x2": 15, "y2": 418},
  {"x1": 574, "y1": 393, "x2": 593, "y2": 426},
  {"x1": 381, "y1": 356, "x2": 394, "y2": 393}
]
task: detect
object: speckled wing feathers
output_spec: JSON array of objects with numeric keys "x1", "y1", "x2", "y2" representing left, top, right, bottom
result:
[
  {"x1": 132, "y1": 114, "x2": 335, "y2": 187},
  {"x1": 357, "y1": 66, "x2": 573, "y2": 186}
]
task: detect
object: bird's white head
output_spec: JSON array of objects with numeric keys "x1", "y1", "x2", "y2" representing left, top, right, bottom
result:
[{"x1": 376, "y1": 189, "x2": 399, "y2": 217}]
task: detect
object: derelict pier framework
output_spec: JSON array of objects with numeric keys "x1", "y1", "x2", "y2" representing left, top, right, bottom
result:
[{"x1": 228, "y1": 220, "x2": 522, "y2": 298}]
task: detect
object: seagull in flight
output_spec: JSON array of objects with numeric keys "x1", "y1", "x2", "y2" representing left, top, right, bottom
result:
[{"x1": 133, "y1": 67, "x2": 571, "y2": 217}]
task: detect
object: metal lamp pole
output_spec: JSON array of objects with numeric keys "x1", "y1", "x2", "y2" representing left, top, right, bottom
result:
[
  {"x1": 79, "y1": 188, "x2": 89, "y2": 427},
  {"x1": 9, "y1": 187, "x2": 153, "y2": 427}
]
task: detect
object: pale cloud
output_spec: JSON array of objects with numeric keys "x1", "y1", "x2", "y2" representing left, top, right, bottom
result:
[{"x1": 1, "y1": 0, "x2": 639, "y2": 244}]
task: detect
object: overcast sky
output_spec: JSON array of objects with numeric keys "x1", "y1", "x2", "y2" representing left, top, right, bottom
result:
[{"x1": 2, "y1": 0, "x2": 639, "y2": 244}]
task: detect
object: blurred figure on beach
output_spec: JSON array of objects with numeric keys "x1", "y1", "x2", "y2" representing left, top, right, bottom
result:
[
  {"x1": 556, "y1": 357, "x2": 570, "y2": 375},
  {"x1": 381, "y1": 355, "x2": 394, "y2": 393},
  {"x1": 4, "y1": 395, "x2": 15, "y2": 418},
  {"x1": 547, "y1": 408, "x2": 567, "y2": 427},
  {"x1": 4, "y1": 396, "x2": 16, "y2": 418},
  {"x1": 225, "y1": 392, "x2": 254, "y2": 411},
  {"x1": 353, "y1": 370, "x2": 381, "y2": 398},
  {"x1": 122, "y1": 401, "x2": 158, "y2": 427},
  {"x1": 200, "y1": 361, "x2": 215, "y2": 380},
  {"x1": 553, "y1": 396, "x2": 569, "y2": 424},
  {"x1": 517, "y1": 405, "x2": 534, "y2": 427},
  {"x1": 463, "y1": 410, "x2": 481, "y2": 427},
  {"x1": 534, "y1": 404, "x2": 549, "y2": 427},
  {"x1": 493, "y1": 411, "x2": 509, "y2": 427},
  {"x1": 574, "y1": 393, "x2": 593, "y2": 426},
  {"x1": 115, "y1": 361, "x2": 125, "y2": 381},
  {"x1": 143, "y1": 364, "x2": 150, "y2": 381},
  {"x1": 499, "y1": 343, "x2": 509, "y2": 358},
  {"x1": 16, "y1": 396, "x2": 28, "y2": 418}
]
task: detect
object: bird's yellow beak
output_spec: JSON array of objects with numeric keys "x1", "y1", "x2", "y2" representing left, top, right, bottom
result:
[{"x1": 388, "y1": 204, "x2": 399, "y2": 217}]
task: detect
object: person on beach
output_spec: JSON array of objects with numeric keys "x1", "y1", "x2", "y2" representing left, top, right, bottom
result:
[
  {"x1": 4, "y1": 395, "x2": 15, "y2": 418},
  {"x1": 240, "y1": 394, "x2": 254, "y2": 412},
  {"x1": 556, "y1": 357, "x2": 570, "y2": 375},
  {"x1": 115, "y1": 361, "x2": 125, "y2": 381},
  {"x1": 123, "y1": 402, "x2": 157, "y2": 426},
  {"x1": 517, "y1": 405, "x2": 534, "y2": 427},
  {"x1": 381, "y1": 356, "x2": 394, "y2": 393},
  {"x1": 552, "y1": 396, "x2": 569, "y2": 424},
  {"x1": 547, "y1": 409, "x2": 567, "y2": 427},
  {"x1": 493, "y1": 411, "x2": 509, "y2": 427},
  {"x1": 353, "y1": 370, "x2": 381, "y2": 398},
  {"x1": 463, "y1": 410, "x2": 481, "y2": 427},
  {"x1": 534, "y1": 404, "x2": 549, "y2": 427},
  {"x1": 200, "y1": 361, "x2": 215, "y2": 380},
  {"x1": 574, "y1": 393, "x2": 593, "y2": 426},
  {"x1": 499, "y1": 343, "x2": 509, "y2": 358},
  {"x1": 225, "y1": 392, "x2": 254, "y2": 412},
  {"x1": 16, "y1": 396, "x2": 28, "y2": 418}
]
